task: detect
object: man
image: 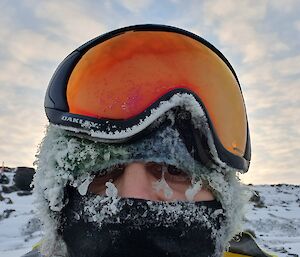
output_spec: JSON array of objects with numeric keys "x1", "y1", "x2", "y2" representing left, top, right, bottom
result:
[{"x1": 26, "y1": 24, "x2": 275, "y2": 257}]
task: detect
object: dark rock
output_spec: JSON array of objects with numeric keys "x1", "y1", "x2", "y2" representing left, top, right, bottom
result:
[
  {"x1": 1, "y1": 167, "x2": 14, "y2": 173},
  {"x1": 4, "y1": 209, "x2": 15, "y2": 218},
  {"x1": 250, "y1": 191, "x2": 260, "y2": 202},
  {"x1": 2, "y1": 185, "x2": 19, "y2": 193},
  {"x1": 0, "y1": 174, "x2": 9, "y2": 184},
  {"x1": 14, "y1": 167, "x2": 35, "y2": 191},
  {"x1": 4, "y1": 197, "x2": 13, "y2": 204},
  {"x1": 0, "y1": 193, "x2": 13, "y2": 203},
  {"x1": 0, "y1": 209, "x2": 16, "y2": 220},
  {"x1": 17, "y1": 191, "x2": 33, "y2": 196},
  {"x1": 250, "y1": 190, "x2": 266, "y2": 208},
  {"x1": 272, "y1": 246, "x2": 288, "y2": 253}
]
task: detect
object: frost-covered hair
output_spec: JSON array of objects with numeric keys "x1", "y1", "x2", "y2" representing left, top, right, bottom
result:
[{"x1": 34, "y1": 121, "x2": 250, "y2": 257}]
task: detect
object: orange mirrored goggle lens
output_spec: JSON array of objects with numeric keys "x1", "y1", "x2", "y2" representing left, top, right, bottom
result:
[{"x1": 66, "y1": 31, "x2": 247, "y2": 157}]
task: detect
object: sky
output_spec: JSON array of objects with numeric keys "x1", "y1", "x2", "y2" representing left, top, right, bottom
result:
[{"x1": 0, "y1": 0, "x2": 299, "y2": 185}]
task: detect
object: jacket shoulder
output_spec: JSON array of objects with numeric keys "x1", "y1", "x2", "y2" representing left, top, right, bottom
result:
[{"x1": 21, "y1": 247, "x2": 41, "y2": 257}]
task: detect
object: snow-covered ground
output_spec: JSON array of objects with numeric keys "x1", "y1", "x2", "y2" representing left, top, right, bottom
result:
[
  {"x1": 0, "y1": 171, "x2": 43, "y2": 257},
  {"x1": 0, "y1": 171, "x2": 299, "y2": 257},
  {"x1": 245, "y1": 184, "x2": 300, "y2": 256}
]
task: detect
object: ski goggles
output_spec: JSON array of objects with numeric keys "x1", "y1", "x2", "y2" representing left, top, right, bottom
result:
[{"x1": 45, "y1": 24, "x2": 251, "y2": 172}]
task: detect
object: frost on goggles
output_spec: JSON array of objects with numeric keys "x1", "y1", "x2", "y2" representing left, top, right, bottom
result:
[{"x1": 66, "y1": 30, "x2": 247, "y2": 157}]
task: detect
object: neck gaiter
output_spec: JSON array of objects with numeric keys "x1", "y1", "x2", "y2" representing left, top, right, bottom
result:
[{"x1": 60, "y1": 187, "x2": 227, "y2": 257}]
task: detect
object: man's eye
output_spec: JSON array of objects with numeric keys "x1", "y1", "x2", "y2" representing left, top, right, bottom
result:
[
  {"x1": 145, "y1": 163, "x2": 189, "y2": 178},
  {"x1": 145, "y1": 162, "x2": 164, "y2": 175},
  {"x1": 164, "y1": 165, "x2": 190, "y2": 183},
  {"x1": 94, "y1": 164, "x2": 125, "y2": 179},
  {"x1": 166, "y1": 165, "x2": 186, "y2": 176},
  {"x1": 89, "y1": 165, "x2": 125, "y2": 194},
  {"x1": 109, "y1": 164, "x2": 125, "y2": 174}
]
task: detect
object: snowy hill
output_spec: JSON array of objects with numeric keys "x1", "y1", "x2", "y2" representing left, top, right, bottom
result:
[
  {"x1": 0, "y1": 171, "x2": 42, "y2": 257},
  {"x1": 0, "y1": 170, "x2": 299, "y2": 257},
  {"x1": 245, "y1": 184, "x2": 300, "y2": 256}
]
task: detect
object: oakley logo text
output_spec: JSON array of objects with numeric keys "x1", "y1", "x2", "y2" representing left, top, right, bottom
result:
[{"x1": 61, "y1": 116, "x2": 100, "y2": 129}]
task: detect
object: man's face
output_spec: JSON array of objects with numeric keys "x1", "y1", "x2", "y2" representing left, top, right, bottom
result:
[
  {"x1": 61, "y1": 161, "x2": 225, "y2": 257},
  {"x1": 88, "y1": 162, "x2": 215, "y2": 202}
]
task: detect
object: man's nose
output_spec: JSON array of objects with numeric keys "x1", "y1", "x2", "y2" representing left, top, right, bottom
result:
[{"x1": 116, "y1": 162, "x2": 158, "y2": 200}]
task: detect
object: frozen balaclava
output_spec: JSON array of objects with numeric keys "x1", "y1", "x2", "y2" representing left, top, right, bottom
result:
[{"x1": 34, "y1": 115, "x2": 250, "y2": 257}]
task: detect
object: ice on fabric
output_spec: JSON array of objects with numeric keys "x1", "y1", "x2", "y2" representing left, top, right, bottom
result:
[
  {"x1": 51, "y1": 120, "x2": 212, "y2": 179},
  {"x1": 82, "y1": 182, "x2": 120, "y2": 224},
  {"x1": 77, "y1": 175, "x2": 95, "y2": 196},
  {"x1": 152, "y1": 167, "x2": 174, "y2": 199},
  {"x1": 60, "y1": 188, "x2": 227, "y2": 257},
  {"x1": 105, "y1": 181, "x2": 118, "y2": 197},
  {"x1": 185, "y1": 179, "x2": 202, "y2": 201},
  {"x1": 69, "y1": 191, "x2": 224, "y2": 232}
]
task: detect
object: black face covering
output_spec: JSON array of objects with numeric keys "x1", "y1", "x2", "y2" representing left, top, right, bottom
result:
[{"x1": 60, "y1": 187, "x2": 226, "y2": 257}]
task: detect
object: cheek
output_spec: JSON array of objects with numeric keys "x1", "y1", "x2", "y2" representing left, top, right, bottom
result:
[
  {"x1": 193, "y1": 188, "x2": 215, "y2": 201},
  {"x1": 153, "y1": 180, "x2": 216, "y2": 202}
]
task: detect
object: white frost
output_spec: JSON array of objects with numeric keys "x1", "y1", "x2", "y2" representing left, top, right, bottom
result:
[
  {"x1": 103, "y1": 152, "x2": 110, "y2": 161},
  {"x1": 152, "y1": 167, "x2": 173, "y2": 199},
  {"x1": 185, "y1": 179, "x2": 202, "y2": 201},
  {"x1": 77, "y1": 175, "x2": 95, "y2": 196},
  {"x1": 105, "y1": 181, "x2": 118, "y2": 197},
  {"x1": 57, "y1": 93, "x2": 206, "y2": 142}
]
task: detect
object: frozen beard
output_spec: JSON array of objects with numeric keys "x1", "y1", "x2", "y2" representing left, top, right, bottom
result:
[
  {"x1": 34, "y1": 121, "x2": 250, "y2": 257},
  {"x1": 60, "y1": 186, "x2": 226, "y2": 257}
]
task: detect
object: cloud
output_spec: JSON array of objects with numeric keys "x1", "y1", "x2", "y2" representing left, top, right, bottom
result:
[
  {"x1": 0, "y1": 4, "x2": 70, "y2": 91},
  {"x1": 0, "y1": 3, "x2": 14, "y2": 39},
  {"x1": 274, "y1": 55, "x2": 300, "y2": 76},
  {"x1": 27, "y1": 0, "x2": 107, "y2": 46},
  {"x1": 119, "y1": 0, "x2": 153, "y2": 13},
  {"x1": 295, "y1": 20, "x2": 300, "y2": 31},
  {"x1": 0, "y1": 118, "x2": 46, "y2": 167},
  {"x1": 270, "y1": 0, "x2": 300, "y2": 13},
  {"x1": 242, "y1": 91, "x2": 300, "y2": 185},
  {"x1": 8, "y1": 30, "x2": 66, "y2": 63},
  {"x1": 240, "y1": 169, "x2": 300, "y2": 185},
  {"x1": 0, "y1": 55, "x2": 53, "y2": 93},
  {"x1": 202, "y1": 0, "x2": 291, "y2": 63},
  {"x1": 241, "y1": 101, "x2": 300, "y2": 185},
  {"x1": 0, "y1": 85, "x2": 47, "y2": 167},
  {"x1": 204, "y1": 0, "x2": 268, "y2": 21}
]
